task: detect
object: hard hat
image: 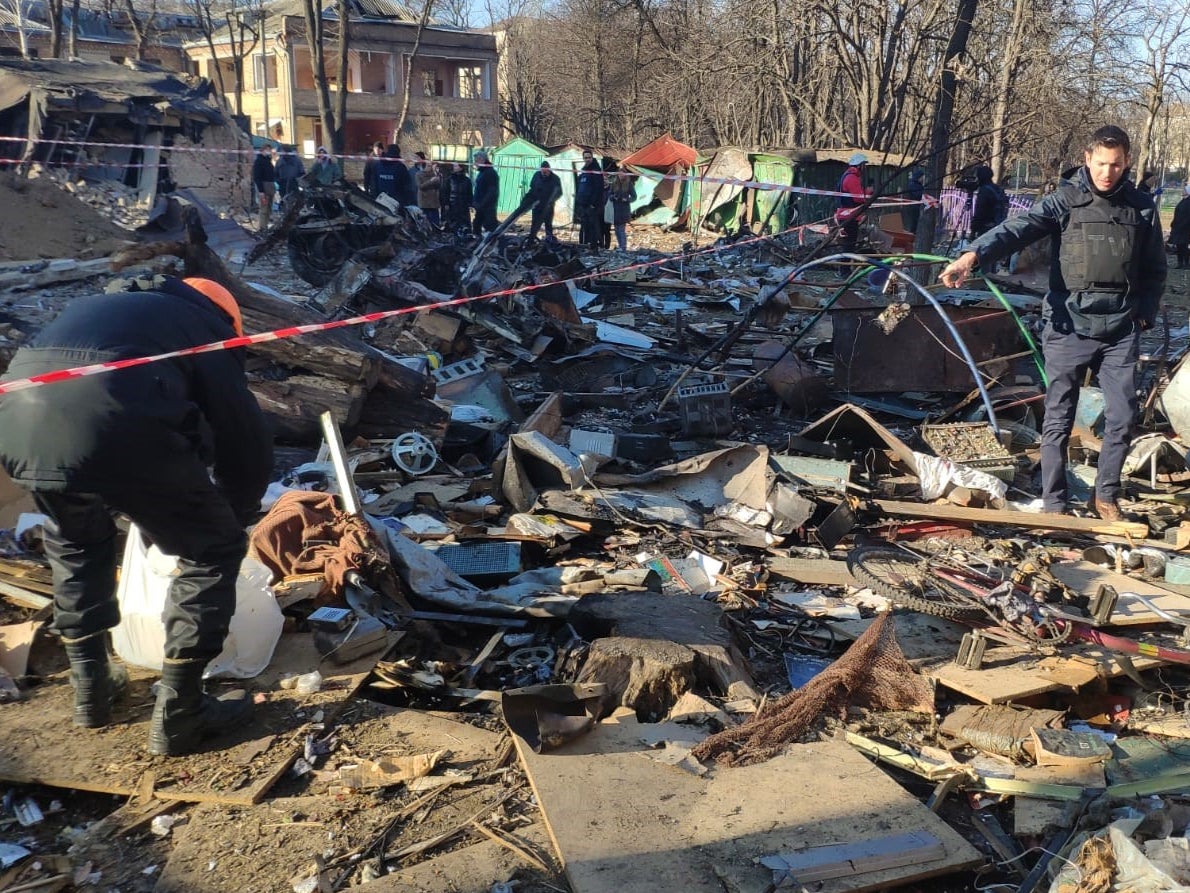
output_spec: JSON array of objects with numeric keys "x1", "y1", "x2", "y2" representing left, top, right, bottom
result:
[
  {"x1": 848, "y1": 152, "x2": 869, "y2": 166},
  {"x1": 183, "y1": 277, "x2": 243, "y2": 337}
]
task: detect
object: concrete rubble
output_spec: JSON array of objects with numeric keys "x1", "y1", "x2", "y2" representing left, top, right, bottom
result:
[{"x1": 4, "y1": 165, "x2": 1190, "y2": 893}]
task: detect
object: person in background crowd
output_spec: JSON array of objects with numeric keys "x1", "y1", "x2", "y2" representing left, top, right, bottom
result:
[
  {"x1": 448, "y1": 162, "x2": 473, "y2": 234},
  {"x1": 275, "y1": 145, "x2": 304, "y2": 199},
  {"x1": 903, "y1": 167, "x2": 924, "y2": 234},
  {"x1": 363, "y1": 141, "x2": 385, "y2": 197},
  {"x1": 939, "y1": 125, "x2": 1166, "y2": 522},
  {"x1": 0, "y1": 277, "x2": 273, "y2": 755},
  {"x1": 576, "y1": 148, "x2": 604, "y2": 250},
  {"x1": 375, "y1": 145, "x2": 415, "y2": 206},
  {"x1": 520, "y1": 161, "x2": 562, "y2": 242},
  {"x1": 600, "y1": 157, "x2": 619, "y2": 249},
  {"x1": 970, "y1": 164, "x2": 1009, "y2": 238},
  {"x1": 304, "y1": 145, "x2": 343, "y2": 186},
  {"x1": 606, "y1": 168, "x2": 636, "y2": 251},
  {"x1": 414, "y1": 152, "x2": 442, "y2": 226},
  {"x1": 472, "y1": 151, "x2": 499, "y2": 236},
  {"x1": 438, "y1": 165, "x2": 452, "y2": 222},
  {"x1": 835, "y1": 152, "x2": 870, "y2": 251},
  {"x1": 251, "y1": 143, "x2": 276, "y2": 232},
  {"x1": 1170, "y1": 184, "x2": 1190, "y2": 270}
]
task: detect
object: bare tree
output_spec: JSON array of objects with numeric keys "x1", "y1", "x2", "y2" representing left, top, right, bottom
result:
[
  {"x1": 1132, "y1": 0, "x2": 1190, "y2": 178},
  {"x1": 222, "y1": 0, "x2": 262, "y2": 116},
  {"x1": 121, "y1": 0, "x2": 160, "y2": 59},
  {"x1": 394, "y1": 0, "x2": 436, "y2": 138},
  {"x1": 46, "y1": 0, "x2": 64, "y2": 56},
  {"x1": 0, "y1": 0, "x2": 33, "y2": 57},
  {"x1": 185, "y1": 0, "x2": 229, "y2": 98},
  {"x1": 68, "y1": 0, "x2": 81, "y2": 56},
  {"x1": 916, "y1": 0, "x2": 978, "y2": 251},
  {"x1": 301, "y1": 0, "x2": 349, "y2": 153}
]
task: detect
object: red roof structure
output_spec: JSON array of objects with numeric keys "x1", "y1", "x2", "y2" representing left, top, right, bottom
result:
[{"x1": 620, "y1": 133, "x2": 698, "y2": 171}]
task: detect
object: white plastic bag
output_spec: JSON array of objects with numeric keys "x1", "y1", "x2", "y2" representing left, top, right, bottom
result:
[{"x1": 111, "y1": 525, "x2": 284, "y2": 679}]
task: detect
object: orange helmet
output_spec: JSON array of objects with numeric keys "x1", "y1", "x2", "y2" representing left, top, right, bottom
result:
[{"x1": 182, "y1": 277, "x2": 243, "y2": 337}]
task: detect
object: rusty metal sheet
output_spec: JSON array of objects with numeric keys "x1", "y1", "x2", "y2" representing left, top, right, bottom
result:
[{"x1": 831, "y1": 295, "x2": 1026, "y2": 393}]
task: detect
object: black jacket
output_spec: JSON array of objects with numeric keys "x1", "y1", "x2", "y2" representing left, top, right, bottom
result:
[
  {"x1": 275, "y1": 153, "x2": 304, "y2": 191},
  {"x1": 1171, "y1": 196, "x2": 1190, "y2": 247},
  {"x1": 376, "y1": 156, "x2": 416, "y2": 206},
  {"x1": 576, "y1": 159, "x2": 603, "y2": 207},
  {"x1": 363, "y1": 155, "x2": 382, "y2": 196},
  {"x1": 252, "y1": 153, "x2": 275, "y2": 192},
  {"x1": 0, "y1": 279, "x2": 273, "y2": 515},
  {"x1": 449, "y1": 171, "x2": 473, "y2": 208},
  {"x1": 968, "y1": 166, "x2": 1167, "y2": 330},
  {"x1": 474, "y1": 165, "x2": 499, "y2": 213},
  {"x1": 522, "y1": 170, "x2": 562, "y2": 211}
]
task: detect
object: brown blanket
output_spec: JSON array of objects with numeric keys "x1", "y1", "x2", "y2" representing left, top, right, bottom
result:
[{"x1": 249, "y1": 490, "x2": 390, "y2": 597}]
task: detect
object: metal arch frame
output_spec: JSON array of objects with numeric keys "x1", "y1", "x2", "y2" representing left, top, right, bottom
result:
[{"x1": 788, "y1": 253, "x2": 1003, "y2": 434}]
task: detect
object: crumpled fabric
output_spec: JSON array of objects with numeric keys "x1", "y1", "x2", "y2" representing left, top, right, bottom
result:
[{"x1": 249, "y1": 489, "x2": 390, "y2": 597}]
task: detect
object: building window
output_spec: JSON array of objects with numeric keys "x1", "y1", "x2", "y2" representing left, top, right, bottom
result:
[
  {"x1": 253, "y1": 53, "x2": 278, "y2": 90},
  {"x1": 421, "y1": 69, "x2": 442, "y2": 97},
  {"x1": 456, "y1": 64, "x2": 485, "y2": 100}
]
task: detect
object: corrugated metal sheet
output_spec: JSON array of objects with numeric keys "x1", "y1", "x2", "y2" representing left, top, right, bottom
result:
[
  {"x1": 490, "y1": 136, "x2": 545, "y2": 215},
  {"x1": 751, "y1": 153, "x2": 794, "y2": 232}
]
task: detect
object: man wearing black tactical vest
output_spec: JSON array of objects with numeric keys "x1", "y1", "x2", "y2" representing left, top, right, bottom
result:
[{"x1": 939, "y1": 126, "x2": 1167, "y2": 522}]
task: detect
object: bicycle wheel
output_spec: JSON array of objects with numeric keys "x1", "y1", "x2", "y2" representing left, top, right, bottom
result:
[{"x1": 847, "y1": 546, "x2": 988, "y2": 621}]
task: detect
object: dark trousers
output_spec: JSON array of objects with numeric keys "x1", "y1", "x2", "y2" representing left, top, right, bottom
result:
[
  {"x1": 1177, "y1": 242, "x2": 1189, "y2": 268},
  {"x1": 529, "y1": 204, "x2": 555, "y2": 239},
  {"x1": 450, "y1": 206, "x2": 471, "y2": 232},
  {"x1": 578, "y1": 203, "x2": 601, "y2": 248},
  {"x1": 32, "y1": 460, "x2": 247, "y2": 661},
  {"x1": 1040, "y1": 324, "x2": 1138, "y2": 510},
  {"x1": 838, "y1": 216, "x2": 859, "y2": 251},
  {"x1": 473, "y1": 205, "x2": 497, "y2": 235}
]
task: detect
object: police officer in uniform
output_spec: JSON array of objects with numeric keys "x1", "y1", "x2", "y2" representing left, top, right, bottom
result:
[{"x1": 940, "y1": 125, "x2": 1166, "y2": 522}]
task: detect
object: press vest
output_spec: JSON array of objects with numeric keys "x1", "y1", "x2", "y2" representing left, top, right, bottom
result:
[{"x1": 1056, "y1": 183, "x2": 1151, "y2": 339}]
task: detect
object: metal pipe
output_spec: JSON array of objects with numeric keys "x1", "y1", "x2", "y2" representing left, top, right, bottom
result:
[{"x1": 320, "y1": 410, "x2": 360, "y2": 516}]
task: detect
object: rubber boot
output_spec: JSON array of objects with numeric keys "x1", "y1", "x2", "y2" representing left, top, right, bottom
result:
[
  {"x1": 63, "y1": 632, "x2": 129, "y2": 728},
  {"x1": 147, "y1": 657, "x2": 253, "y2": 756}
]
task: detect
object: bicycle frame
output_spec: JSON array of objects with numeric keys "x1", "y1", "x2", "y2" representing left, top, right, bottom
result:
[{"x1": 927, "y1": 561, "x2": 1190, "y2": 666}]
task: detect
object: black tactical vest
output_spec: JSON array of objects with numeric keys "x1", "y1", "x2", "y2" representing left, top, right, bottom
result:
[{"x1": 1057, "y1": 184, "x2": 1149, "y2": 339}]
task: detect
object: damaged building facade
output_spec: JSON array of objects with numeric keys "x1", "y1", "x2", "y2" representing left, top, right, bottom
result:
[
  {"x1": 0, "y1": 57, "x2": 252, "y2": 211},
  {"x1": 182, "y1": 0, "x2": 500, "y2": 156}
]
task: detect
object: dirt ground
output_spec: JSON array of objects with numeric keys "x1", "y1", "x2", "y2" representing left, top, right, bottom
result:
[{"x1": 0, "y1": 173, "x2": 133, "y2": 262}]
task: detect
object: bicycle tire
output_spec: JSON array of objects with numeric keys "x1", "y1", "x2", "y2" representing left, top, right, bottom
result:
[{"x1": 847, "y1": 546, "x2": 988, "y2": 622}]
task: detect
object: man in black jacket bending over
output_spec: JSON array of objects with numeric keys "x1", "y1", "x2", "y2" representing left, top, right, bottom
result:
[
  {"x1": 0, "y1": 277, "x2": 274, "y2": 755},
  {"x1": 941, "y1": 126, "x2": 1166, "y2": 522}
]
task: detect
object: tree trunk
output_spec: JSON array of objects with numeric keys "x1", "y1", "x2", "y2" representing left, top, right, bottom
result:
[
  {"x1": 915, "y1": 0, "x2": 979, "y2": 256},
  {"x1": 395, "y1": 0, "x2": 436, "y2": 138},
  {"x1": 302, "y1": 0, "x2": 338, "y2": 149},
  {"x1": 989, "y1": 0, "x2": 1029, "y2": 181},
  {"x1": 68, "y1": 0, "x2": 80, "y2": 56},
  {"x1": 48, "y1": 0, "x2": 63, "y2": 57},
  {"x1": 333, "y1": 0, "x2": 349, "y2": 154}
]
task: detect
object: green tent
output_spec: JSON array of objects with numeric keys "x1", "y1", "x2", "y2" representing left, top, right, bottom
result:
[
  {"x1": 491, "y1": 137, "x2": 547, "y2": 216},
  {"x1": 751, "y1": 153, "x2": 796, "y2": 233}
]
